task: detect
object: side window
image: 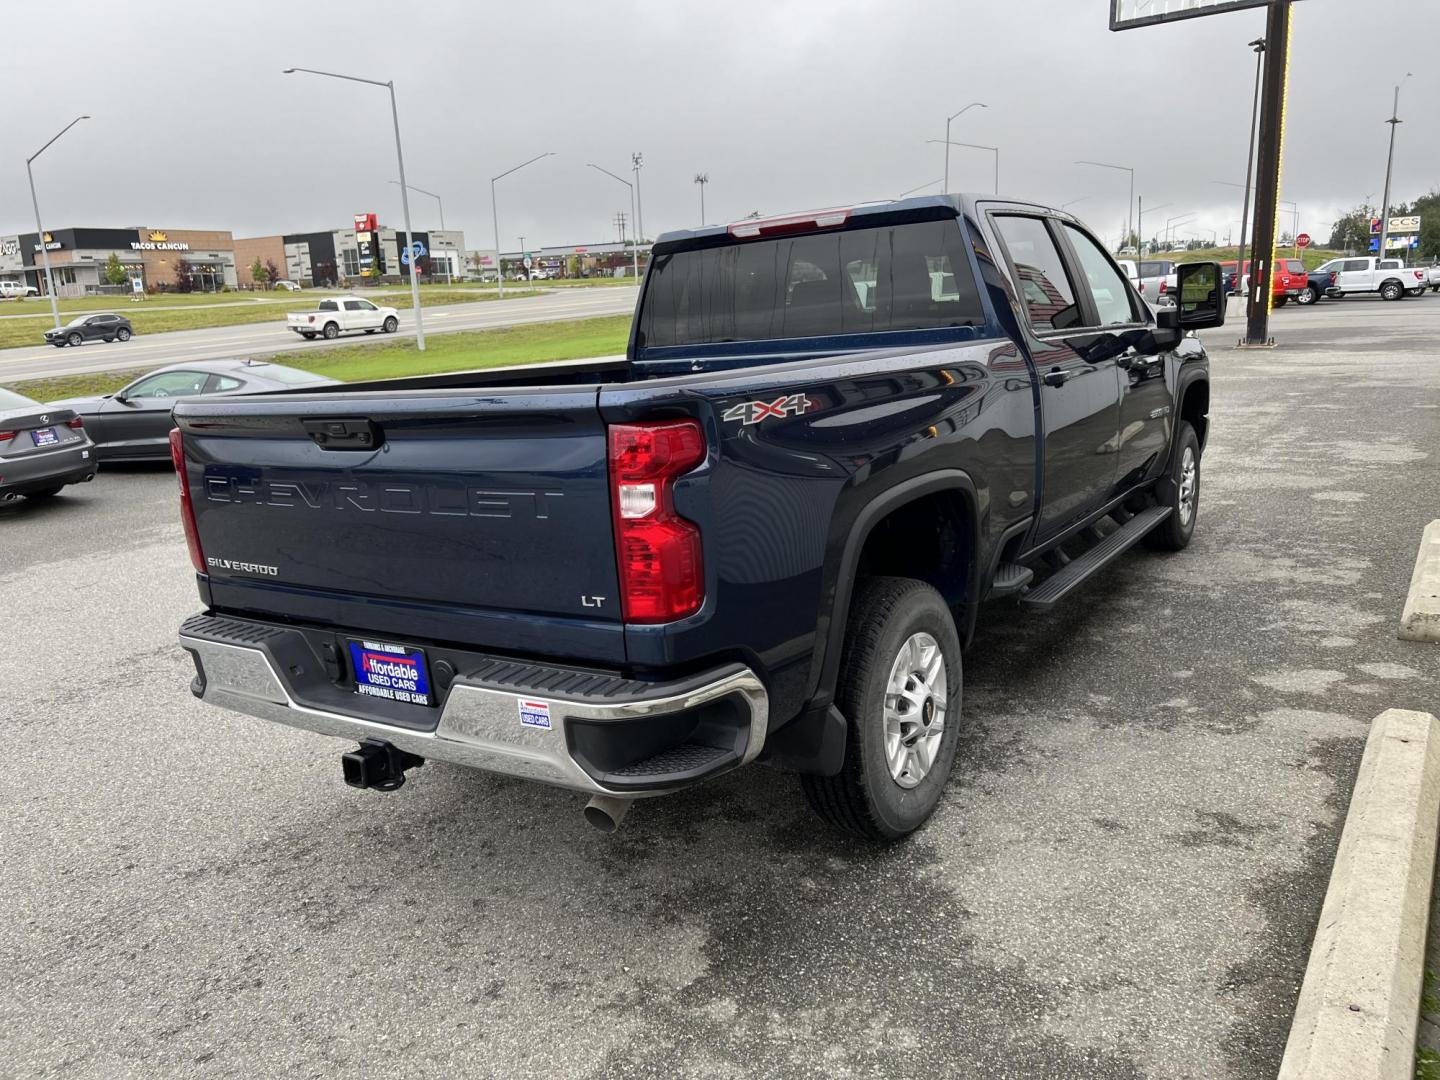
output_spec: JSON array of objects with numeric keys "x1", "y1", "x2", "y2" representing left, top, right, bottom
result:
[
  {"x1": 205, "y1": 375, "x2": 244, "y2": 394},
  {"x1": 1061, "y1": 224, "x2": 1138, "y2": 326},
  {"x1": 126, "y1": 371, "x2": 208, "y2": 398},
  {"x1": 343, "y1": 300, "x2": 363, "y2": 311},
  {"x1": 993, "y1": 215, "x2": 1081, "y2": 332},
  {"x1": 358, "y1": 300, "x2": 377, "y2": 311},
  {"x1": 1342, "y1": 259, "x2": 1369, "y2": 272}
]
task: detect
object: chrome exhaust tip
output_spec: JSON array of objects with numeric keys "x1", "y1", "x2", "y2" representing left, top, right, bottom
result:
[{"x1": 583, "y1": 794, "x2": 633, "y2": 833}]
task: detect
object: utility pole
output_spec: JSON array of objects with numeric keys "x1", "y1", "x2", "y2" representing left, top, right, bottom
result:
[
  {"x1": 1378, "y1": 73, "x2": 1412, "y2": 262},
  {"x1": 1238, "y1": 37, "x2": 1266, "y2": 295},
  {"x1": 613, "y1": 211, "x2": 628, "y2": 245},
  {"x1": 1243, "y1": 0, "x2": 1291, "y2": 347},
  {"x1": 694, "y1": 173, "x2": 709, "y2": 226}
]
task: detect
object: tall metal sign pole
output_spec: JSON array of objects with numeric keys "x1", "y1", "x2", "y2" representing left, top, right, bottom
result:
[{"x1": 1243, "y1": 0, "x2": 1290, "y2": 347}]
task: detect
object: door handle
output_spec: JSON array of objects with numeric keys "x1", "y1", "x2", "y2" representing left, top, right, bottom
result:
[
  {"x1": 1043, "y1": 368, "x2": 1069, "y2": 388},
  {"x1": 1115, "y1": 349, "x2": 1138, "y2": 371}
]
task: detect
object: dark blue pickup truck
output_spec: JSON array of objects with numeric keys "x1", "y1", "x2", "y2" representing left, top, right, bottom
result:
[{"x1": 174, "y1": 195, "x2": 1223, "y2": 840}]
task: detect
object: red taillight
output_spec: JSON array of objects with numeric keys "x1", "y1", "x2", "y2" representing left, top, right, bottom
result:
[
  {"x1": 0, "y1": 431, "x2": 14, "y2": 443},
  {"x1": 1158, "y1": 279, "x2": 1168, "y2": 294},
  {"x1": 169, "y1": 427, "x2": 205, "y2": 574},
  {"x1": 66, "y1": 416, "x2": 83, "y2": 429},
  {"x1": 608, "y1": 420, "x2": 706, "y2": 623}
]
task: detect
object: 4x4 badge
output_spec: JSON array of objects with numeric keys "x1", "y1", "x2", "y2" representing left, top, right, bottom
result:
[{"x1": 723, "y1": 393, "x2": 813, "y2": 426}]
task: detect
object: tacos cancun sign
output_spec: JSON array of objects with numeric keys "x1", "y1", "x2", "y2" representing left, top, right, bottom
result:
[{"x1": 131, "y1": 231, "x2": 190, "y2": 252}]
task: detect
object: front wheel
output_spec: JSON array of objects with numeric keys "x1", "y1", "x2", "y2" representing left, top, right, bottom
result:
[
  {"x1": 1297, "y1": 286, "x2": 1318, "y2": 305},
  {"x1": 116, "y1": 327, "x2": 131, "y2": 342},
  {"x1": 1146, "y1": 421, "x2": 1200, "y2": 552},
  {"x1": 800, "y1": 577, "x2": 962, "y2": 841},
  {"x1": 382, "y1": 316, "x2": 398, "y2": 333},
  {"x1": 322, "y1": 322, "x2": 340, "y2": 339},
  {"x1": 1381, "y1": 281, "x2": 1404, "y2": 301},
  {"x1": 67, "y1": 332, "x2": 83, "y2": 346}
]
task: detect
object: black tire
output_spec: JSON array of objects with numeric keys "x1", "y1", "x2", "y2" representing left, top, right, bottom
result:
[
  {"x1": 1381, "y1": 281, "x2": 1404, "y2": 301},
  {"x1": 382, "y1": 316, "x2": 398, "y2": 333},
  {"x1": 1145, "y1": 420, "x2": 1201, "y2": 552},
  {"x1": 800, "y1": 577, "x2": 962, "y2": 841},
  {"x1": 67, "y1": 332, "x2": 83, "y2": 346},
  {"x1": 322, "y1": 322, "x2": 340, "y2": 339},
  {"x1": 1273, "y1": 295, "x2": 1288, "y2": 308},
  {"x1": 25, "y1": 487, "x2": 63, "y2": 500},
  {"x1": 1297, "y1": 286, "x2": 1318, "y2": 305},
  {"x1": 301, "y1": 332, "x2": 316, "y2": 340},
  {"x1": 116, "y1": 327, "x2": 131, "y2": 341}
]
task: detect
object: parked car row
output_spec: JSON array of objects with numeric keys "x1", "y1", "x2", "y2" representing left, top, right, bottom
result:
[{"x1": 1, "y1": 360, "x2": 334, "y2": 504}]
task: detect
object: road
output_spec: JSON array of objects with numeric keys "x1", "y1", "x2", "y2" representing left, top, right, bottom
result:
[
  {"x1": 0, "y1": 286, "x2": 639, "y2": 384},
  {"x1": 3, "y1": 297, "x2": 1438, "y2": 1079}
]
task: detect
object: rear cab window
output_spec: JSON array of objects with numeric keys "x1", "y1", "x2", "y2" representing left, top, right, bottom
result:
[
  {"x1": 637, "y1": 216, "x2": 985, "y2": 351},
  {"x1": 318, "y1": 300, "x2": 339, "y2": 311}
]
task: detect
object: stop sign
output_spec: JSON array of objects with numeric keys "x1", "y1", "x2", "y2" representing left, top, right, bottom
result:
[{"x1": 1296, "y1": 233, "x2": 1311, "y2": 249}]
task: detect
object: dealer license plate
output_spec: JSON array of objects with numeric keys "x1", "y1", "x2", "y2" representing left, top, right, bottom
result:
[
  {"x1": 31, "y1": 428, "x2": 58, "y2": 447},
  {"x1": 347, "y1": 638, "x2": 433, "y2": 707}
]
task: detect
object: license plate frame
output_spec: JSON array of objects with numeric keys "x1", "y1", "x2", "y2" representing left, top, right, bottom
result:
[
  {"x1": 31, "y1": 428, "x2": 58, "y2": 447},
  {"x1": 347, "y1": 638, "x2": 434, "y2": 708}
]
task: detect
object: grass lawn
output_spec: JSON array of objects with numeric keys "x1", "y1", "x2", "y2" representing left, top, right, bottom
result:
[
  {"x1": 1159, "y1": 245, "x2": 1348, "y2": 271},
  {"x1": 0, "y1": 289, "x2": 541, "y2": 351},
  {"x1": 4, "y1": 314, "x2": 633, "y2": 403}
]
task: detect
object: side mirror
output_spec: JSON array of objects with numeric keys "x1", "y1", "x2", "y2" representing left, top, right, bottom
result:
[{"x1": 1176, "y1": 262, "x2": 1226, "y2": 331}]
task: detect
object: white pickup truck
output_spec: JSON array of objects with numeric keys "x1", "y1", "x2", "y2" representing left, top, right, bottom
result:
[
  {"x1": 1311, "y1": 257, "x2": 1427, "y2": 301},
  {"x1": 287, "y1": 296, "x2": 400, "y2": 340},
  {"x1": 1424, "y1": 263, "x2": 1440, "y2": 293}
]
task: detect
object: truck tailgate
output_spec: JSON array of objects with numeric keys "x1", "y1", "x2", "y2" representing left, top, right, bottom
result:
[{"x1": 174, "y1": 387, "x2": 624, "y2": 661}]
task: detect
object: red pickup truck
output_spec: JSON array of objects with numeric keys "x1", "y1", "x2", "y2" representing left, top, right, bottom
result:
[{"x1": 1221, "y1": 258, "x2": 1309, "y2": 307}]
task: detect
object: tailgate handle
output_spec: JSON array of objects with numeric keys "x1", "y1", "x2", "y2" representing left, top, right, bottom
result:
[{"x1": 303, "y1": 418, "x2": 384, "y2": 450}]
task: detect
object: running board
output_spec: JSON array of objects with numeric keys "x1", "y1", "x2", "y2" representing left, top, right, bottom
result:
[{"x1": 1019, "y1": 506, "x2": 1172, "y2": 609}]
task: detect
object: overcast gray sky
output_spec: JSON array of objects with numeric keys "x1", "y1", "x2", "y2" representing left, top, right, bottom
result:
[{"x1": 4, "y1": 0, "x2": 1436, "y2": 251}]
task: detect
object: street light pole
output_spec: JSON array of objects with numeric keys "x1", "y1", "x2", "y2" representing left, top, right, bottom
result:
[
  {"x1": 942, "y1": 102, "x2": 987, "y2": 194},
  {"x1": 694, "y1": 173, "x2": 709, "y2": 226},
  {"x1": 1378, "y1": 72, "x2": 1412, "y2": 262},
  {"x1": 25, "y1": 115, "x2": 89, "y2": 330},
  {"x1": 1076, "y1": 160, "x2": 1134, "y2": 255},
  {"x1": 285, "y1": 67, "x2": 425, "y2": 350},
  {"x1": 632, "y1": 152, "x2": 645, "y2": 256},
  {"x1": 1237, "y1": 38, "x2": 1266, "y2": 287},
  {"x1": 588, "y1": 164, "x2": 639, "y2": 280},
  {"x1": 491, "y1": 152, "x2": 555, "y2": 299}
]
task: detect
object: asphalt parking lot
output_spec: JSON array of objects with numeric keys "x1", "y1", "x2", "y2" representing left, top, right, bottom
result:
[{"x1": 3, "y1": 295, "x2": 1437, "y2": 1080}]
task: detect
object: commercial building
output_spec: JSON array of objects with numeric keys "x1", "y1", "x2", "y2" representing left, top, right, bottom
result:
[
  {"x1": 497, "y1": 241, "x2": 649, "y2": 279},
  {"x1": 0, "y1": 227, "x2": 237, "y2": 296},
  {"x1": 235, "y1": 224, "x2": 465, "y2": 288}
]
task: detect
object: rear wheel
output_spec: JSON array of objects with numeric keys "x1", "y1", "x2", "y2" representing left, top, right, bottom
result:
[
  {"x1": 382, "y1": 316, "x2": 399, "y2": 333},
  {"x1": 1146, "y1": 421, "x2": 1200, "y2": 552},
  {"x1": 800, "y1": 577, "x2": 962, "y2": 841},
  {"x1": 67, "y1": 332, "x2": 83, "y2": 346},
  {"x1": 322, "y1": 322, "x2": 339, "y2": 339},
  {"x1": 1297, "y1": 286, "x2": 1318, "y2": 305},
  {"x1": 1381, "y1": 281, "x2": 1404, "y2": 301},
  {"x1": 1273, "y1": 295, "x2": 1288, "y2": 307}
]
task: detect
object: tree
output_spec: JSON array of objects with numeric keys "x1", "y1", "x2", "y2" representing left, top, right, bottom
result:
[
  {"x1": 172, "y1": 259, "x2": 195, "y2": 294},
  {"x1": 264, "y1": 259, "x2": 281, "y2": 286},
  {"x1": 1328, "y1": 204, "x2": 1375, "y2": 254},
  {"x1": 250, "y1": 256, "x2": 266, "y2": 289},
  {"x1": 103, "y1": 252, "x2": 128, "y2": 286}
]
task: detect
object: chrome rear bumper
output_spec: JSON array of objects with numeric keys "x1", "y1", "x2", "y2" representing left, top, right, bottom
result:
[{"x1": 179, "y1": 615, "x2": 767, "y2": 797}]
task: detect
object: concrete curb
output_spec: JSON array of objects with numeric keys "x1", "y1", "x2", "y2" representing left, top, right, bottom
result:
[
  {"x1": 1400, "y1": 520, "x2": 1440, "y2": 642},
  {"x1": 1278, "y1": 709, "x2": 1440, "y2": 1080}
]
